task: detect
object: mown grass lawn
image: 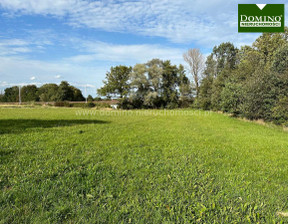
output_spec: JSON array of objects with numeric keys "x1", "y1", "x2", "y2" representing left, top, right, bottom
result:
[{"x1": 1, "y1": 108, "x2": 288, "y2": 223}]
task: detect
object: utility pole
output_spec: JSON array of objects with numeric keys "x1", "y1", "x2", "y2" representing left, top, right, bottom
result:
[
  {"x1": 85, "y1": 85, "x2": 87, "y2": 103},
  {"x1": 19, "y1": 85, "x2": 21, "y2": 105}
]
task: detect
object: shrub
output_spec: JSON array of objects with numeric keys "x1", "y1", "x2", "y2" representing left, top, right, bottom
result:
[
  {"x1": 272, "y1": 44, "x2": 288, "y2": 74},
  {"x1": 272, "y1": 96, "x2": 288, "y2": 125},
  {"x1": 94, "y1": 97, "x2": 102, "y2": 101},
  {"x1": 179, "y1": 97, "x2": 193, "y2": 108},
  {"x1": 70, "y1": 103, "x2": 85, "y2": 108},
  {"x1": 54, "y1": 101, "x2": 71, "y2": 107},
  {"x1": 86, "y1": 102, "x2": 95, "y2": 108},
  {"x1": 240, "y1": 70, "x2": 278, "y2": 121},
  {"x1": 166, "y1": 102, "x2": 179, "y2": 109},
  {"x1": 96, "y1": 103, "x2": 111, "y2": 108},
  {"x1": 118, "y1": 98, "x2": 134, "y2": 109},
  {"x1": 198, "y1": 76, "x2": 213, "y2": 110},
  {"x1": 71, "y1": 103, "x2": 96, "y2": 108},
  {"x1": 220, "y1": 81, "x2": 243, "y2": 116},
  {"x1": 87, "y1": 95, "x2": 94, "y2": 102}
]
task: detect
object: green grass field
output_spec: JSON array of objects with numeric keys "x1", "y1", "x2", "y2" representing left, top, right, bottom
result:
[{"x1": 1, "y1": 108, "x2": 288, "y2": 223}]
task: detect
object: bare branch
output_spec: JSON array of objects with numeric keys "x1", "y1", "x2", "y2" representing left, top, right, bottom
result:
[{"x1": 183, "y1": 49, "x2": 204, "y2": 97}]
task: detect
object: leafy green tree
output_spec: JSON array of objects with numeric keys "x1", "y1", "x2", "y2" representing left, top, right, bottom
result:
[
  {"x1": 240, "y1": 69, "x2": 279, "y2": 120},
  {"x1": 2, "y1": 82, "x2": 84, "y2": 103},
  {"x1": 21, "y1": 85, "x2": 39, "y2": 102},
  {"x1": 203, "y1": 54, "x2": 217, "y2": 78},
  {"x1": 197, "y1": 43, "x2": 238, "y2": 110},
  {"x1": 236, "y1": 46, "x2": 261, "y2": 82},
  {"x1": 143, "y1": 92, "x2": 158, "y2": 108},
  {"x1": 129, "y1": 63, "x2": 149, "y2": 107},
  {"x1": 39, "y1": 84, "x2": 60, "y2": 102},
  {"x1": 178, "y1": 64, "x2": 192, "y2": 107},
  {"x1": 98, "y1": 65, "x2": 132, "y2": 98},
  {"x1": 208, "y1": 43, "x2": 238, "y2": 110},
  {"x1": 4, "y1": 86, "x2": 19, "y2": 102},
  {"x1": 161, "y1": 60, "x2": 179, "y2": 108},
  {"x1": 196, "y1": 28, "x2": 288, "y2": 124},
  {"x1": 71, "y1": 87, "x2": 85, "y2": 101},
  {"x1": 198, "y1": 76, "x2": 213, "y2": 110},
  {"x1": 253, "y1": 31, "x2": 288, "y2": 65},
  {"x1": 272, "y1": 96, "x2": 288, "y2": 125},
  {"x1": 146, "y1": 59, "x2": 163, "y2": 94},
  {"x1": 212, "y1": 42, "x2": 238, "y2": 74},
  {"x1": 211, "y1": 67, "x2": 231, "y2": 110},
  {"x1": 197, "y1": 54, "x2": 217, "y2": 109},
  {"x1": 144, "y1": 59, "x2": 164, "y2": 108},
  {"x1": 220, "y1": 78, "x2": 243, "y2": 115},
  {"x1": 87, "y1": 95, "x2": 94, "y2": 102},
  {"x1": 0, "y1": 92, "x2": 4, "y2": 102},
  {"x1": 272, "y1": 44, "x2": 288, "y2": 74},
  {"x1": 58, "y1": 81, "x2": 74, "y2": 101}
]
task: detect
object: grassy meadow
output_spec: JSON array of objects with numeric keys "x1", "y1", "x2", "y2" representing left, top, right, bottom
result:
[{"x1": 1, "y1": 107, "x2": 288, "y2": 223}]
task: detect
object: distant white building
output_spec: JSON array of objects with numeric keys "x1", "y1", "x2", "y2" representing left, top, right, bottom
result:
[{"x1": 111, "y1": 104, "x2": 118, "y2": 110}]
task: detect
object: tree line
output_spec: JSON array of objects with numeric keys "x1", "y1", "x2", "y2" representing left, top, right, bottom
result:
[
  {"x1": 0, "y1": 81, "x2": 85, "y2": 102},
  {"x1": 197, "y1": 29, "x2": 288, "y2": 125},
  {"x1": 98, "y1": 29, "x2": 288, "y2": 125}
]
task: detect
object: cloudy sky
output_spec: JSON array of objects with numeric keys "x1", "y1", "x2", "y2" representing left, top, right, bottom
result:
[{"x1": 0, "y1": 0, "x2": 285, "y2": 96}]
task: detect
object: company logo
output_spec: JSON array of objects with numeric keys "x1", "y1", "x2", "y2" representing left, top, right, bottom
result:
[{"x1": 238, "y1": 4, "x2": 285, "y2": 32}]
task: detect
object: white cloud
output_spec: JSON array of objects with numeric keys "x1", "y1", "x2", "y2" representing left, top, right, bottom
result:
[
  {"x1": 0, "y1": 34, "x2": 186, "y2": 89},
  {"x1": 0, "y1": 0, "x2": 76, "y2": 16},
  {"x1": 66, "y1": 40, "x2": 184, "y2": 64},
  {"x1": 0, "y1": 56, "x2": 108, "y2": 89},
  {"x1": 0, "y1": 37, "x2": 52, "y2": 56},
  {"x1": 0, "y1": 39, "x2": 30, "y2": 56},
  {"x1": 0, "y1": 39, "x2": 28, "y2": 46},
  {"x1": 74, "y1": 83, "x2": 95, "y2": 88},
  {"x1": 0, "y1": 81, "x2": 8, "y2": 87},
  {"x1": 0, "y1": 37, "x2": 186, "y2": 89},
  {"x1": 0, "y1": 0, "x2": 264, "y2": 46}
]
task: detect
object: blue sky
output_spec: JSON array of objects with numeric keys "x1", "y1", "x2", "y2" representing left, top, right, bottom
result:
[{"x1": 0, "y1": 0, "x2": 285, "y2": 96}]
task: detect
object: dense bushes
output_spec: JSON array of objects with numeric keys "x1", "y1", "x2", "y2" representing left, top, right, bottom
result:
[
  {"x1": 54, "y1": 101, "x2": 72, "y2": 107},
  {"x1": 1, "y1": 81, "x2": 85, "y2": 103},
  {"x1": 197, "y1": 29, "x2": 288, "y2": 125},
  {"x1": 272, "y1": 97, "x2": 288, "y2": 125},
  {"x1": 54, "y1": 102, "x2": 99, "y2": 108}
]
